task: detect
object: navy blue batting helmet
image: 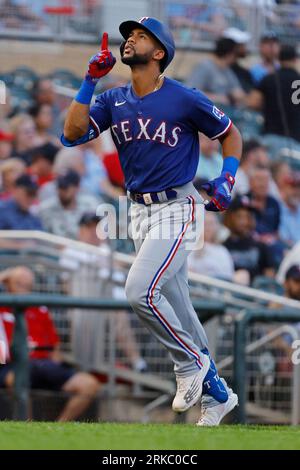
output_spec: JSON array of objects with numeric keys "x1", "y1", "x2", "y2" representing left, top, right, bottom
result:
[{"x1": 119, "y1": 17, "x2": 175, "y2": 72}]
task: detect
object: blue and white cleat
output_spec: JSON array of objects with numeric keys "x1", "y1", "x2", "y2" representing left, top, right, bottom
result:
[
  {"x1": 196, "y1": 379, "x2": 238, "y2": 426},
  {"x1": 172, "y1": 355, "x2": 210, "y2": 413}
]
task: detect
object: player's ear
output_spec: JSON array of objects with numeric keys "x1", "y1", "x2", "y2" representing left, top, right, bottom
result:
[
  {"x1": 153, "y1": 48, "x2": 165, "y2": 61},
  {"x1": 153, "y1": 48, "x2": 165, "y2": 69}
]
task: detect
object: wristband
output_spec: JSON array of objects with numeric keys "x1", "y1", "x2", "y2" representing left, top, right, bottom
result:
[
  {"x1": 221, "y1": 156, "x2": 239, "y2": 177},
  {"x1": 75, "y1": 77, "x2": 96, "y2": 105}
]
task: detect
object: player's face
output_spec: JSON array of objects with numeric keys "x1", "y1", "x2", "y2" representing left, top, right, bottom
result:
[{"x1": 121, "y1": 28, "x2": 164, "y2": 67}]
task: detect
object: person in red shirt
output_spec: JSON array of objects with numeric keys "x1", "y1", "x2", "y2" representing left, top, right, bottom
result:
[
  {"x1": 0, "y1": 128, "x2": 14, "y2": 161},
  {"x1": 0, "y1": 266, "x2": 101, "y2": 421}
]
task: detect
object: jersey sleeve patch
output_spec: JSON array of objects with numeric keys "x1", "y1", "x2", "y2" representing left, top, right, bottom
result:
[
  {"x1": 212, "y1": 106, "x2": 225, "y2": 120},
  {"x1": 189, "y1": 89, "x2": 232, "y2": 140}
]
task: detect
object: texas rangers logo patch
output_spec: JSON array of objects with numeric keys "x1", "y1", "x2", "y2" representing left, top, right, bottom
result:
[{"x1": 212, "y1": 106, "x2": 225, "y2": 120}]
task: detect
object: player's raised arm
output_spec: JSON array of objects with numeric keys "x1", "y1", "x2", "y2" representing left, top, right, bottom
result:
[{"x1": 63, "y1": 32, "x2": 116, "y2": 142}]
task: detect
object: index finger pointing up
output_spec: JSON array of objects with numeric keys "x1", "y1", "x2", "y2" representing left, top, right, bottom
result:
[{"x1": 101, "y1": 32, "x2": 108, "y2": 50}]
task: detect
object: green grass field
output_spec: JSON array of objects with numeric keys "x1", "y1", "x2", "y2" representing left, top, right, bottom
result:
[{"x1": 0, "y1": 422, "x2": 300, "y2": 450}]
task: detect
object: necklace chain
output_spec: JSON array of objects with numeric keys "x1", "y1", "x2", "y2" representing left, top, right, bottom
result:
[{"x1": 153, "y1": 75, "x2": 163, "y2": 92}]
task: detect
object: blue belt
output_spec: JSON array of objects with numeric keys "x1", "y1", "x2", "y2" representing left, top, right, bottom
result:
[{"x1": 129, "y1": 188, "x2": 178, "y2": 205}]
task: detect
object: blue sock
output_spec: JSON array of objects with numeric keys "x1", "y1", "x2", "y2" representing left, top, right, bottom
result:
[{"x1": 201, "y1": 348, "x2": 228, "y2": 403}]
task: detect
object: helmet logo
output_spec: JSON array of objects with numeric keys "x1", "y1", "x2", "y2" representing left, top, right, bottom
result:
[{"x1": 139, "y1": 17, "x2": 149, "y2": 23}]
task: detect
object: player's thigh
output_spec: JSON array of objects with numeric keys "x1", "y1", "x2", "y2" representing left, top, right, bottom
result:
[{"x1": 126, "y1": 228, "x2": 189, "y2": 302}]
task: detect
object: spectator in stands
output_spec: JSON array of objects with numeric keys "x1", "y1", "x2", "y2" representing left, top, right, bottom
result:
[
  {"x1": 272, "y1": 161, "x2": 300, "y2": 247},
  {"x1": 37, "y1": 169, "x2": 99, "y2": 239},
  {"x1": 195, "y1": 133, "x2": 223, "y2": 181},
  {"x1": 29, "y1": 103, "x2": 61, "y2": 147},
  {"x1": 1, "y1": 1, "x2": 46, "y2": 30},
  {"x1": 250, "y1": 32, "x2": 280, "y2": 84},
  {"x1": 77, "y1": 212, "x2": 104, "y2": 246},
  {"x1": 248, "y1": 45, "x2": 300, "y2": 143},
  {"x1": 39, "y1": 145, "x2": 124, "y2": 202},
  {"x1": 27, "y1": 143, "x2": 58, "y2": 188},
  {"x1": 233, "y1": 139, "x2": 270, "y2": 195},
  {"x1": 223, "y1": 27, "x2": 254, "y2": 93},
  {"x1": 223, "y1": 195, "x2": 276, "y2": 284},
  {"x1": 0, "y1": 266, "x2": 101, "y2": 422},
  {"x1": 80, "y1": 140, "x2": 125, "y2": 199},
  {"x1": 247, "y1": 167, "x2": 285, "y2": 266},
  {"x1": 247, "y1": 167, "x2": 281, "y2": 241},
  {"x1": 191, "y1": 3, "x2": 228, "y2": 39},
  {"x1": 0, "y1": 129, "x2": 14, "y2": 161},
  {"x1": 38, "y1": 147, "x2": 85, "y2": 201},
  {"x1": 277, "y1": 239, "x2": 300, "y2": 285},
  {"x1": 0, "y1": 158, "x2": 26, "y2": 200},
  {"x1": 0, "y1": 174, "x2": 43, "y2": 230},
  {"x1": 283, "y1": 265, "x2": 300, "y2": 302},
  {"x1": 9, "y1": 114, "x2": 43, "y2": 163},
  {"x1": 32, "y1": 78, "x2": 63, "y2": 137},
  {"x1": 186, "y1": 37, "x2": 246, "y2": 107},
  {"x1": 167, "y1": 2, "x2": 227, "y2": 43},
  {"x1": 188, "y1": 211, "x2": 234, "y2": 280},
  {"x1": 268, "y1": 264, "x2": 300, "y2": 373}
]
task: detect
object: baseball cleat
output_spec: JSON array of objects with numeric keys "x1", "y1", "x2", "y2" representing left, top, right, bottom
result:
[
  {"x1": 172, "y1": 355, "x2": 210, "y2": 413},
  {"x1": 196, "y1": 383, "x2": 238, "y2": 426}
]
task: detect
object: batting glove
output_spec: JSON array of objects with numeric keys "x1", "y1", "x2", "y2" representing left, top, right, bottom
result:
[
  {"x1": 201, "y1": 172, "x2": 235, "y2": 212},
  {"x1": 87, "y1": 32, "x2": 116, "y2": 83}
]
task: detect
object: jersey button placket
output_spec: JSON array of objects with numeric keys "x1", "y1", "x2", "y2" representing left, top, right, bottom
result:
[{"x1": 138, "y1": 99, "x2": 143, "y2": 116}]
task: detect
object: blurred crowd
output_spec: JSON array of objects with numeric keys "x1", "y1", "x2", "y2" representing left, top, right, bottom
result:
[
  {"x1": 0, "y1": 75, "x2": 127, "y2": 240},
  {"x1": 167, "y1": 0, "x2": 300, "y2": 44},
  {"x1": 3, "y1": 0, "x2": 300, "y2": 46},
  {"x1": 1, "y1": 28, "x2": 299, "y2": 297},
  {"x1": 185, "y1": 31, "x2": 300, "y2": 299}
]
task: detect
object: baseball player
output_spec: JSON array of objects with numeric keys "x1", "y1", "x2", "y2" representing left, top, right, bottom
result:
[{"x1": 62, "y1": 17, "x2": 242, "y2": 426}]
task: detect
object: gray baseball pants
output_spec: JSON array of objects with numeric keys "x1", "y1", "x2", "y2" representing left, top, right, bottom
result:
[{"x1": 125, "y1": 182, "x2": 209, "y2": 378}]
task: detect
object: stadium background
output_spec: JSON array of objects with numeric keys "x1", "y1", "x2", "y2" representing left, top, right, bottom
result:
[{"x1": 0, "y1": 0, "x2": 300, "y2": 429}]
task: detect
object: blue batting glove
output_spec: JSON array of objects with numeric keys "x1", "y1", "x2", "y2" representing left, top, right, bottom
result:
[{"x1": 201, "y1": 172, "x2": 235, "y2": 212}]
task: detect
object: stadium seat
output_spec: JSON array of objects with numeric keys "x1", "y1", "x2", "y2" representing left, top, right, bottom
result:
[
  {"x1": 51, "y1": 69, "x2": 82, "y2": 89},
  {"x1": 261, "y1": 134, "x2": 300, "y2": 161},
  {"x1": 11, "y1": 66, "x2": 38, "y2": 92},
  {"x1": 9, "y1": 86, "x2": 34, "y2": 113}
]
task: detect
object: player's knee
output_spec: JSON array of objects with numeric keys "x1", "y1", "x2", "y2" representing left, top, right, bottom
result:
[{"x1": 125, "y1": 276, "x2": 148, "y2": 310}]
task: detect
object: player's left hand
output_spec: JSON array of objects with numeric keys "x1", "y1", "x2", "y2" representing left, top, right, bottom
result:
[
  {"x1": 87, "y1": 32, "x2": 116, "y2": 82},
  {"x1": 201, "y1": 173, "x2": 235, "y2": 212}
]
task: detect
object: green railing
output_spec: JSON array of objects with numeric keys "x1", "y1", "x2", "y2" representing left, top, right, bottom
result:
[
  {"x1": 233, "y1": 308, "x2": 300, "y2": 424},
  {"x1": 0, "y1": 294, "x2": 225, "y2": 421}
]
